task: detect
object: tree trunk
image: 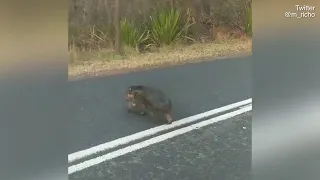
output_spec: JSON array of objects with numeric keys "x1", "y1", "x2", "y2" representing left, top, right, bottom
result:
[{"x1": 114, "y1": 0, "x2": 121, "y2": 55}]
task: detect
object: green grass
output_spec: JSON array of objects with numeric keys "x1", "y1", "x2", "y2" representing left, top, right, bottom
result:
[{"x1": 243, "y1": 2, "x2": 252, "y2": 35}]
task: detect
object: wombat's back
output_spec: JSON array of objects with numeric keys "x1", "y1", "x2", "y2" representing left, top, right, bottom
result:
[{"x1": 143, "y1": 86, "x2": 171, "y2": 110}]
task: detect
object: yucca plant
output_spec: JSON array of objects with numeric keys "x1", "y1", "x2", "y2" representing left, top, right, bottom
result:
[
  {"x1": 120, "y1": 18, "x2": 149, "y2": 52},
  {"x1": 148, "y1": 7, "x2": 193, "y2": 46}
]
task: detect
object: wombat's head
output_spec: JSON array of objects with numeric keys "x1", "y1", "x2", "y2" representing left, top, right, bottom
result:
[{"x1": 125, "y1": 86, "x2": 142, "y2": 101}]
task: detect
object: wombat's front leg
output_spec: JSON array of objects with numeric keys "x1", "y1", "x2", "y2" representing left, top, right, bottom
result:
[
  {"x1": 127, "y1": 102, "x2": 147, "y2": 115},
  {"x1": 139, "y1": 111, "x2": 147, "y2": 115}
]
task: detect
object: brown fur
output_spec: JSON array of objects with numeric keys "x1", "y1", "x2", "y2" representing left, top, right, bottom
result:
[{"x1": 125, "y1": 85, "x2": 173, "y2": 124}]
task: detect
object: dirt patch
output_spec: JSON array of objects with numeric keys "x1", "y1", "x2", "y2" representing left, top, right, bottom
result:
[{"x1": 68, "y1": 37, "x2": 252, "y2": 81}]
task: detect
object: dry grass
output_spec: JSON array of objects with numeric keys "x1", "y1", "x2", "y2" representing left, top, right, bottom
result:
[{"x1": 68, "y1": 35, "x2": 252, "y2": 78}]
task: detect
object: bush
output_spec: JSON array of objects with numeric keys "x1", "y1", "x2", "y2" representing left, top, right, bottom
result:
[
  {"x1": 69, "y1": 25, "x2": 113, "y2": 50},
  {"x1": 120, "y1": 18, "x2": 149, "y2": 52},
  {"x1": 148, "y1": 7, "x2": 193, "y2": 46},
  {"x1": 68, "y1": 1, "x2": 252, "y2": 51}
]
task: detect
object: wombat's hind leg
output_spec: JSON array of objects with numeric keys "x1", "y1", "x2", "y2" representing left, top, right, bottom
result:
[
  {"x1": 147, "y1": 111, "x2": 155, "y2": 117},
  {"x1": 164, "y1": 113, "x2": 173, "y2": 124}
]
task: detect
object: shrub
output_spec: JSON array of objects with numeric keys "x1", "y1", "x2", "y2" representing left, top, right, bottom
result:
[
  {"x1": 120, "y1": 18, "x2": 149, "y2": 52},
  {"x1": 148, "y1": 7, "x2": 193, "y2": 46},
  {"x1": 69, "y1": 25, "x2": 112, "y2": 50}
]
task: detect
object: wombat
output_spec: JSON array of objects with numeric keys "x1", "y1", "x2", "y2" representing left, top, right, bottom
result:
[
  {"x1": 125, "y1": 85, "x2": 173, "y2": 124},
  {"x1": 125, "y1": 90, "x2": 148, "y2": 115}
]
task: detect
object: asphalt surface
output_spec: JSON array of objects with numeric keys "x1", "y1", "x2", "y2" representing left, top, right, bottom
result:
[
  {"x1": 69, "y1": 112, "x2": 252, "y2": 180},
  {"x1": 68, "y1": 56, "x2": 251, "y2": 154}
]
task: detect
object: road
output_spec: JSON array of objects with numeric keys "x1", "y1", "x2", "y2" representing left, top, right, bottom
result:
[
  {"x1": 69, "y1": 112, "x2": 252, "y2": 180},
  {"x1": 68, "y1": 56, "x2": 251, "y2": 154}
]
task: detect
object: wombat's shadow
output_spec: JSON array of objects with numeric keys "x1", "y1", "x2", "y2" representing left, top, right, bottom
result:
[{"x1": 122, "y1": 101, "x2": 168, "y2": 125}]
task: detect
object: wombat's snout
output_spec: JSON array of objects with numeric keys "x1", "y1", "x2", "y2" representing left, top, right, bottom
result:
[{"x1": 125, "y1": 93, "x2": 134, "y2": 100}]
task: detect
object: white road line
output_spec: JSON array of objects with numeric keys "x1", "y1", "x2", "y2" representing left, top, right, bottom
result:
[
  {"x1": 239, "y1": 104, "x2": 252, "y2": 109},
  {"x1": 68, "y1": 104, "x2": 252, "y2": 174},
  {"x1": 68, "y1": 98, "x2": 252, "y2": 163}
]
